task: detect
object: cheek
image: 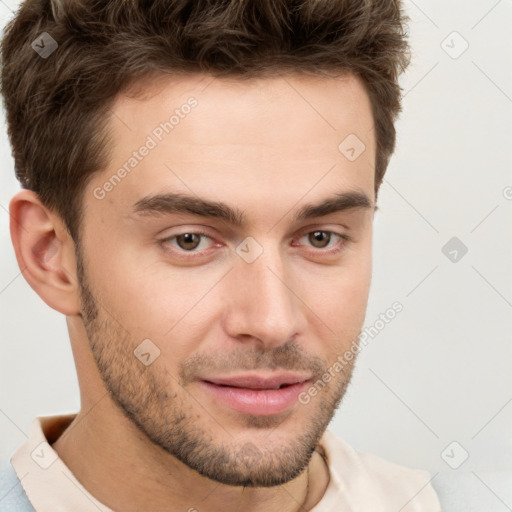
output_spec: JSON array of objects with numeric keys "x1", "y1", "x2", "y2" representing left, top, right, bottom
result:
[
  {"x1": 91, "y1": 248, "x2": 223, "y2": 345},
  {"x1": 299, "y1": 244, "x2": 372, "y2": 314},
  {"x1": 85, "y1": 246, "x2": 167, "y2": 337},
  {"x1": 295, "y1": 251, "x2": 372, "y2": 352},
  {"x1": 315, "y1": 273, "x2": 370, "y2": 326}
]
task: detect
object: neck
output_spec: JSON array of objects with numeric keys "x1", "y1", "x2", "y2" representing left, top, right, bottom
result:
[{"x1": 51, "y1": 401, "x2": 329, "y2": 512}]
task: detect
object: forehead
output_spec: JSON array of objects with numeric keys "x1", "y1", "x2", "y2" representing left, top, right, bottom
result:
[
  {"x1": 112, "y1": 71, "x2": 373, "y2": 146},
  {"x1": 87, "y1": 71, "x2": 376, "y2": 221}
]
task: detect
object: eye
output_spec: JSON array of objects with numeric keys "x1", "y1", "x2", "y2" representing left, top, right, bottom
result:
[
  {"x1": 161, "y1": 231, "x2": 215, "y2": 253},
  {"x1": 297, "y1": 230, "x2": 348, "y2": 250},
  {"x1": 159, "y1": 228, "x2": 350, "y2": 261}
]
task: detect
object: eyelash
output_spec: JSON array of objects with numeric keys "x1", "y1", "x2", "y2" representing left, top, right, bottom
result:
[{"x1": 159, "y1": 229, "x2": 351, "y2": 260}]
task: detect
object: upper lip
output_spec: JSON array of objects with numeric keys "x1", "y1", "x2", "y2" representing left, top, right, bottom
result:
[{"x1": 201, "y1": 372, "x2": 312, "y2": 390}]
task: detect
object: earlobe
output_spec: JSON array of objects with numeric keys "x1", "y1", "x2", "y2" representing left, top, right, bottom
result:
[{"x1": 9, "y1": 189, "x2": 81, "y2": 316}]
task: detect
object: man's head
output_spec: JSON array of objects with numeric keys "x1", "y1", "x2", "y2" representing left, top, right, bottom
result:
[{"x1": 2, "y1": 0, "x2": 410, "y2": 490}]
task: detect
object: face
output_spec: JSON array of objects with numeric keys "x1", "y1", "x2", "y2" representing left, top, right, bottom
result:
[{"x1": 77, "y1": 71, "x2": 375, "y2": 487}]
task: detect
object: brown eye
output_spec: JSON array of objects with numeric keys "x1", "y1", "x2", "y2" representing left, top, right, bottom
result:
[
  {"x1": 293, "y1": 230, "x2": 348, "y2": 255},
  {"x1": 308, "y1": 231, "x2": 331, "y2": 248},
  {"x1": 160, "y1": 230, "x2": 218, "y2": 259},
  {"x1": 176, "y1": 233, "x2": 202, "y2": 251}
]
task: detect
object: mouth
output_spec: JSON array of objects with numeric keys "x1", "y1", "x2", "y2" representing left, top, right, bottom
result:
[
  {"x1": 201, "y1": 373, "x2": 312, "y2": 390},
  {"x1": 206, "y1": 381, "x2": 296, "y2": 390},
  {"x1": 198, "y1": 373, "x2": 312, "y2": 416}
]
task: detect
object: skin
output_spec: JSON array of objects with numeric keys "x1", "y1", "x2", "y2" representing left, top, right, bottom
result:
[{"x1": 10, "y1": 71, "x2": 376, "y2": 512}]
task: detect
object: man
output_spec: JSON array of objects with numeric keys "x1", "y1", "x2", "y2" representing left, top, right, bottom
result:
[{"x1": 0, "y1": 0, "x2": 442, "y2": 510}]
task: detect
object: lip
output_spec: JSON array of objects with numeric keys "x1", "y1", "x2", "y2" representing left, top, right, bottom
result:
[
  {"x1": 199, "y1": 373, "x2": 312, "y2": 416},
  {"x1": 202, "y1": 372, "x2": 312, "y2": 390}
]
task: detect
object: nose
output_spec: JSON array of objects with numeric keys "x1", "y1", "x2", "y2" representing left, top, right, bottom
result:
[{"x1": 222, "y1": 243, "x2": 307, "y2": 349}]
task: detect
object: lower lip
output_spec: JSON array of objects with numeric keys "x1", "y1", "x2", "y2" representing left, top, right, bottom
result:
[{"x1": 199, "y1": 380, "x2": 309, "y2": 416}]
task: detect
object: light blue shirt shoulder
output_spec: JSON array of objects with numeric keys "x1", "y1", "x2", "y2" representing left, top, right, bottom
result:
[
  {"x1": 429, "y1": 469, "x2": 512, "y2": 512},
  {"x1": 0, "y1": 460, "x2": 35, "y2": 512}
]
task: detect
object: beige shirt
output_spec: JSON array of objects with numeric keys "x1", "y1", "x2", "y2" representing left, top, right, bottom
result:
[{"x1": 10, "y1": 414, "x2": 442, "y2": 511}]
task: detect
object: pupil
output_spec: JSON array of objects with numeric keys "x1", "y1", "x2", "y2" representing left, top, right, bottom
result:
[
  {"x1": 310, "y1": 231, "x2": 329, "y2": 248},
  {"x1": 178, "y1": 233, "x2": 200, "y2": 250}
]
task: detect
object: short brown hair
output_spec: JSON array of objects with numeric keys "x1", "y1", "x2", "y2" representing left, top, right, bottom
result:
[{"x1": 1, "y1": 0, "x2": 411, "y2": 242}]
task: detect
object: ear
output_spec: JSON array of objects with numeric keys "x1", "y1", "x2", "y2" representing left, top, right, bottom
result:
[{"x1": 9, "y1": 189, "x2": 81, "y2": 316}]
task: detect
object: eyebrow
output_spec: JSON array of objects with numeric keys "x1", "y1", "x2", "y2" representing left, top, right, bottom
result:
[{"x1": 132, "y1": 190, "x2": 373, "y2": 227}]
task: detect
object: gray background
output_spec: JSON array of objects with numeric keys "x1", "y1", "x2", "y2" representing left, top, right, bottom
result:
[{"x1": 1, "y1": 0, "x2": 511, "y2": 480}]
